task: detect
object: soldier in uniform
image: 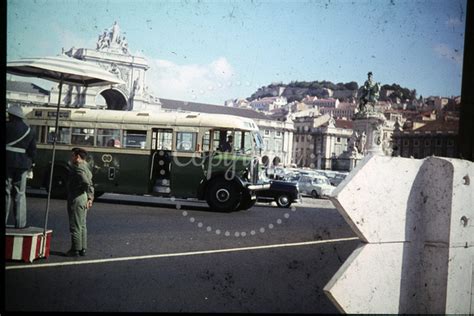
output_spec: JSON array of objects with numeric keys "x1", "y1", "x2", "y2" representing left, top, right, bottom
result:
[
  {"x1": 219, "y1": 135, "x2": 233, "y2": 152},
  {"x1": 6, "y1": 104, "x2": 37, "y2": 228},
  {"x1": 66, "y1": 147, "x2": 94, "y2": 257}
]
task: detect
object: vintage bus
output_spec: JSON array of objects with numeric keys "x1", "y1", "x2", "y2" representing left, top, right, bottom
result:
[{"x1": 24, "y1": 106, "x2": 269, "y2": 212}]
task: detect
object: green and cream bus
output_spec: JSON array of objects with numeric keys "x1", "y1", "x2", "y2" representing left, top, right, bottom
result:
[{"x1": 24, "y1": 106, "x2": 268, "y2": 212}]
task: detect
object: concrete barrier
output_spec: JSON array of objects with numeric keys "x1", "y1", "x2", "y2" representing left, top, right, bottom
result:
[{"x1": 324, "y1": 154, "x2": 474, "y2": 314}]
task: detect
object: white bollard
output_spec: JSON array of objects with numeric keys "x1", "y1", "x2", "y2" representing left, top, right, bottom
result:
[{"x1": 324, "y1": 154, "x2": 474, "y2": 314}]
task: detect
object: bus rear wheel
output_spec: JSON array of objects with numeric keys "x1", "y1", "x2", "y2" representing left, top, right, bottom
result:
[
  {"x1": 206, "y1": 178, "x2": 241, "y2": 212},
  {"x1": 45, "y1": 168, "x2": 68, "y2": 199},
  {"x1": 94, "y1": 191, "x2": 105, "y2": 199}
]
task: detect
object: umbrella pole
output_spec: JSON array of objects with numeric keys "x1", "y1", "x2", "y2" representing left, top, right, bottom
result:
[{"x1": 41, "y1": 75, "x2": 63, "y2": 256}]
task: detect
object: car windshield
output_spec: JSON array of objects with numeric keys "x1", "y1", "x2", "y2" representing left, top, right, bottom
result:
[{"x1": 313, "y1": 178, "x2": 330, "y2": 185}]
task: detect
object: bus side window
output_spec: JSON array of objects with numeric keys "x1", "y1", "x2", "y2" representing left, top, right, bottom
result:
[
  {"x1": 233, "y1": 131, "x2": 243, "y2": 152},
  {"x1": 212, "y1": 130, "x2": 231, "y2": 151},
  {"x1": 30, "y1": 125, "x2": 44, "y2": 144},
  {"x1": 124, "y1": 130, "x2": 147, "y2": 149},
  {"x1": 212, "y1": 131, "x2": 221, "y2": 151},
  {"x1": 152, "y1": 129, "x2": 173, "y2": 150},
  {"x1": 202, "y1": 131, "x2": 210, "y2": 152},
  {"x1": 176, "y1": 132, "x2": 197, "y2": 152},
  {"x1": 97, "y1": 128, "x2": 121, "y2": 147},
  {"x1": 71, "y1": 128, "x2": 95, "y2": 146},
  {"x1": 47, "y1": 126, "x2": 71, "y2": 144}
]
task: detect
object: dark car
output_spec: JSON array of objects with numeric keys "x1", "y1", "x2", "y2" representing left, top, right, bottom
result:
[{"x1": 256, "y1": 180, "x2": 300, "y2": 208}]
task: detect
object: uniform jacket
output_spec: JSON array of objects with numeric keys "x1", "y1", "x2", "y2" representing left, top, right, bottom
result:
[
  {"x1": 67, "y1": 161, "x2": 95, "y2": 201},
  {"x1": 6, "y1": 118, "x2": 37, "y2": 170}
]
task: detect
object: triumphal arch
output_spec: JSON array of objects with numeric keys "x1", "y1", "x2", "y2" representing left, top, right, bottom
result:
[{"x1": 49, "y1": 22, "x2": 161, "y2": 111}]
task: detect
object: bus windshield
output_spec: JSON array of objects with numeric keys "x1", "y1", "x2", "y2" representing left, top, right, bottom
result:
[
  {"x1": 253, "y1": 131, "x2": 264, "y2": 152},
  {"x1": 213, "y1": 129, "x2": 259, "y2": 155}
]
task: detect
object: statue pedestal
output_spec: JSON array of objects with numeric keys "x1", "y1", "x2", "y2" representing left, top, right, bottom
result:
[{"x1": 352, "y1": 110, "x2": 386, "y2": 155}]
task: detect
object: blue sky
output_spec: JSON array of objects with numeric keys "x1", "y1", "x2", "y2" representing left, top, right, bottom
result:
[{"x1": 7, "y1": 0, "x2": 467, "y2": 105}]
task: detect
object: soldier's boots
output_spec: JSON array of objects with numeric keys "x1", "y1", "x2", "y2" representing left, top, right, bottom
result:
[{"x1": 66, "y1": 249, "x2": 80, "y2": 257}]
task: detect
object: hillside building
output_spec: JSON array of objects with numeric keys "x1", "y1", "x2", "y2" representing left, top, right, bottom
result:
[
  {"x1": 249, "y1": 96, "x2": 288, "y2": 112},
  {"x1": 319, "y1": 102, "x2": 357, "y2": 119}
]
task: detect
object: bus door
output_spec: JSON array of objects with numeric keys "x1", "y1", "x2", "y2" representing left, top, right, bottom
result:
[
  {"x1": 149, "y1": 128, "x2": 173, "y2": 194},
  {"x1": 170, "y1": 129, "x2": 203, "y2": 198},
  {"x1": 201, "y1": 129, "x2": 235, "y2": 177}
]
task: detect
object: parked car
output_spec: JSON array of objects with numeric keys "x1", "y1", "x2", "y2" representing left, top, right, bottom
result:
[
  {"x1": 284, "y1": 172, "x2": 301, "y2": 183},
  {"x1": 319, "y1": 170, "x2": 348, "y2": 186},
  {"x1": 264, "y1": 166, "x2": 287, "y2": 180},
  {"x1": 297, "y1": 175, "x2": 335, "y2": 198},
  {"x1": 256, "y1": 180, "x2": 300, "y2": 208},
  {"x1": 329, "y1": 173, "x2": 348, "y2": 186}
]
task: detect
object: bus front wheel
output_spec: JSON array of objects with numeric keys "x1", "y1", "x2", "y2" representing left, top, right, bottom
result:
[
  {"x1": 206, "y1": 178, "x2": 241, "y2": 212},
  {"x1": 237, "y1": 190, "x2": 256, "y2": 211}
]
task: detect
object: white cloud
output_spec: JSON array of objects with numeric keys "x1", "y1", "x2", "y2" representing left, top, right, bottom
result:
[
  {"x1": 434, "y1": 43, "x2": 463, "y2": 65},
  {"x1": 52, "y1": 24, "x2": 98, "y2": 53},
  {"x1": 211, "y1": 57, "x2": 234, "y2": 80},
  {"x1": 144, "y1": 56, "x2": 237, "y2": 104}
]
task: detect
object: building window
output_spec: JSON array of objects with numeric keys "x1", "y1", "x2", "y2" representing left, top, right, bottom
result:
[
  {"x1": 275, "y1": 140, "x2": 282, "y2": 152},
  {"x1": 424, "y1": 139, "x2": 431, "y2": 147},
  {"x1": 276, "y1": 131, "x2": 282, "y2": 137},
  {"x1": 403, "y1": 139, "x2": 409, "y2": 146},
  {"x1": 413, "y1": 139, "x2": 420, "y2": 147},
  {"x1": 337, "y1": 137, "x2": 341, "y2": 143},
  {"x1": 264, "y1": 129, "x2": 270, "y2": 136},
  {"x1": 264, "y1": 139, "x2": 270, "y2": 151},
  {"x1": 436, "y1": 139, "x2": 443, "y2": 146},
  {"x1": 447, "y1": 139, "x2": 454, "y2": 146}
]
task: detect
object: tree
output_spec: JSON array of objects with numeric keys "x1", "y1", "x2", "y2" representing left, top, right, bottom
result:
[{"x1": 344, "y1": 81, "x2": 359, "y2": 90}]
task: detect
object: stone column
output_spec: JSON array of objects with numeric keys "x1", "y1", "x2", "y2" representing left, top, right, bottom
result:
[{"x1": 324, "y1": 155, "x2": 474, "y2": 314}]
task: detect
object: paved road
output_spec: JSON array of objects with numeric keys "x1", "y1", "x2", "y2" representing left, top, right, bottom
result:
[{"x1": 5, "y1": 191, "x2": 360, "y2": 313}]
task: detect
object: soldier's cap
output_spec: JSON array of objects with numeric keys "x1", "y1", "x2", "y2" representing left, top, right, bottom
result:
[
  {"x1": 72, "y1": 147, "x2": 88, "y2": 159},
  {"x1": 7, "y1": 104, "x2": 25, "y2": 119},
  {"x1": 368, "y1": 71, "x2": 373, "y2": 76}
]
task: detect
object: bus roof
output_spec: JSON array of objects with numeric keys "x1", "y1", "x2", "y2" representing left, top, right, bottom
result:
[{"x1": 24, "y1": 106, "x2": 260, "y2": 131}]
